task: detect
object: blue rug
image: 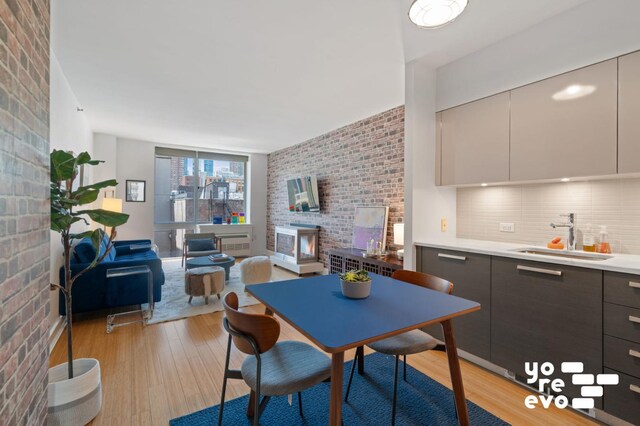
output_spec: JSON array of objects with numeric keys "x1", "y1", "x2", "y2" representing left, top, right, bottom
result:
[{"x1": 170, "y1": 352, "x2": 510, "y2": 425}]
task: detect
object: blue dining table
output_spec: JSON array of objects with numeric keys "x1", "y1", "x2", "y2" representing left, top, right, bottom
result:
[{"x1": 246, "y1": 273, "x2": 481, "y2": 426}]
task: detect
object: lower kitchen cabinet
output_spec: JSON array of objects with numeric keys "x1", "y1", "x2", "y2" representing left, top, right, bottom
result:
[
  {"x1": 416, "y1": 247, "x2": 491, "y2": 360},
  {"x1": 491, "y1": 257, "x2": 603, "y2": 404},
  {"x1": 603, "y1": 368, "x2": 640, "y2": 424}
]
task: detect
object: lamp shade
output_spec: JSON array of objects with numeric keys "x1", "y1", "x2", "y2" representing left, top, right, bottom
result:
[
  {"x1": 393, "y1": 223, "x2": 405, "y2": 246},
  {"x1": 101, "y1": 197, "x2": 122, "y2": 213}
]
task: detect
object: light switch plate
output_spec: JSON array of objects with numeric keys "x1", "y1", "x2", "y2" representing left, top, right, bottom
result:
[
  {"x1": 500, "y1": 222, "x2": 515, "y2": 233},
  {"x1": 441, "y1": 218, "x2": 447, "y2": 232}
]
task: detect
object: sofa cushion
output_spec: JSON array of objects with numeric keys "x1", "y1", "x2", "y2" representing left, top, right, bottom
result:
[
  {"x1": 187, "y1": 238, "x2": 215, "y2": 252},
  {"x1": 73, "y1": 235, "x2": 115, "y2": 264}
]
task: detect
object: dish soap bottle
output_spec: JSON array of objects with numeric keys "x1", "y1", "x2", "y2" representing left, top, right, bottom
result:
[
  {"x1": 597, "y1": 225, "x2": 612, "y2": 254},
  {"x1": 583, "y1": 224, "x2": 596, "y2": 252}
]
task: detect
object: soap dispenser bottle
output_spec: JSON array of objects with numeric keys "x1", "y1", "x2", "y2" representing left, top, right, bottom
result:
[
  {"x1": 597, "y1": 225, "x2": 612, "y2": 254},
  {"x1": 583, "y1": 224, "x2": 596, "y2": 252}
]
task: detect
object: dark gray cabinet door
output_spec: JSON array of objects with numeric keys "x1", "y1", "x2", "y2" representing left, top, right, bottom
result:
[
  {"x1": 416, "y1": 247, "x2": 491, "y2": 360},
  {"x1": 491, "y1": 257, "x2": 603, "y2": 403}
]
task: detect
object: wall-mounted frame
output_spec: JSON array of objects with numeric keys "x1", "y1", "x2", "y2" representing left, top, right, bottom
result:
[
  {"x1": 352, "y1": 206, "x2": 389, "y2": 250},
  {"x1": 126, "y1": 180, "x2": 146, "y2": 202}
]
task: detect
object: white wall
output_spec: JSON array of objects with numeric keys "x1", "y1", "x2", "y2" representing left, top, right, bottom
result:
[
  {"x1": 404, "y1": 58, "x2": 457, "y2": 270},
  {"x1": 436, "y1": 0, "x2": 640, "y2": 110},
  {"x1": 49, "y1": 54, "x2": 93, "y2": 325},
  {"x1": 247, "y1": 154, "x2": 268, "y2": 255}
]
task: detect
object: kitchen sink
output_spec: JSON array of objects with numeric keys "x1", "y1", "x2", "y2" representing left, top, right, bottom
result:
[{"x1": 511, "y1": 247, "x2": 613, "y2": 261}]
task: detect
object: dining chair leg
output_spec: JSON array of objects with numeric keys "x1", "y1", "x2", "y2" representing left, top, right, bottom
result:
[
  {"x1": 298, "y1": 392, "x2": 303, "y2": 417},
  {"x1": 392, "y1": 355, "x2": 399, "y2": 426},
  {"x1": 218, "y1": 335, "x2": 233, "y2": 426},
  {"x1": 254, "y1": 365, "x2": 261, "y2": 426},
  {"x1": 403, "y1": 354, "x2": 407, "y2": 382},
  {"x1": 344, "y1": 349, "x2": 358, "y2": 402}
]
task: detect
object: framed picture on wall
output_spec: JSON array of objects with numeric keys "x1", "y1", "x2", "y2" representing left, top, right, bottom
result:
[
  {"x1": 125, "y1": 180, "x2": 146, "y2": 202},
  {"x1": 352, "y1": 206, "x2": 389, "y2": 251}
]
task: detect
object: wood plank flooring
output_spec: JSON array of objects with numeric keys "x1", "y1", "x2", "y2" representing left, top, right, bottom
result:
[{"x1": 50, "y1": 265, "x2": 597, "y2": 426}]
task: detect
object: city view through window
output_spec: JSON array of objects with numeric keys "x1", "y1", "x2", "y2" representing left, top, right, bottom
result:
[{"x1": 154, "y1": 151, "x2": 246, "y2": 256}]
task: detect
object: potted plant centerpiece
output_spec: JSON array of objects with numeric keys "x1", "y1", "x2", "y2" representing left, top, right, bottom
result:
[
  {"x1": 48, "y1": 150, "x2": 129, "y2": 426},
  {"x1": 339, "y1": 269, "x2": 372, "y2": 299}
]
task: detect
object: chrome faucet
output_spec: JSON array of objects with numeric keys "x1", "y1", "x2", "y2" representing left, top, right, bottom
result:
[{"x1": 550, "y1": 213, "x2": 576, "y2": 251}]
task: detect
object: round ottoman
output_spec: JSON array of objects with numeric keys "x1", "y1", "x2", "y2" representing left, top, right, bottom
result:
[
  {"x1": 185, "y1": 266, "x2": 225, "y2": 305},
  {"x1": 240, "y1": 256, "x2": 272, "y2": 290}
]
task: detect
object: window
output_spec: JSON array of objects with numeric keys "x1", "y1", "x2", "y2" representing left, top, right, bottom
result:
[{"x1": 153, "y1": 148, "x2": 248, "y2": 257}]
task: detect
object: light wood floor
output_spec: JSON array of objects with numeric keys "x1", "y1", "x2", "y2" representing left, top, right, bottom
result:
[{"x1": 50, "y1": 265, "x2": 597, "y2": 426}]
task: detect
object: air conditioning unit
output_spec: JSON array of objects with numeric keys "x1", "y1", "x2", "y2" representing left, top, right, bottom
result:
[{"x1": 197, "y1": 224, "x2": 252, "y2": 257}]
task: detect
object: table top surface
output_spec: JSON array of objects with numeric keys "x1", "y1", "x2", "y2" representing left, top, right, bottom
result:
[
  {"x1": 186, "y1": 256, "x2": 236, "y2": 267},
  {"x1": 247, "y1": 273, "x2": 480, "y2": 353}
]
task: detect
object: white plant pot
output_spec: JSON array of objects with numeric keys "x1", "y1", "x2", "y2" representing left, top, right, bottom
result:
[
  {"x1": 341, "y1": 279, "x2": 372, "y2": 299},
  {"x1": 48, "y1": 358, "x2": 102, "y2": 426}
]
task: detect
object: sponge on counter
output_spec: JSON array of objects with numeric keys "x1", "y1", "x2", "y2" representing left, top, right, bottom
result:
[{"x1": 547, "y1": 237, "x2": 564, "y2": 250}]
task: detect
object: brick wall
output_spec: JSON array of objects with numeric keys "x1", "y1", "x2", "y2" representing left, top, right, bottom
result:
[
  {"x1": 0, "y1": 0, "x2": 50, "y2": 424},
  {"x1": 267, "y1": 106, "x2": 404, "y2": 265}
]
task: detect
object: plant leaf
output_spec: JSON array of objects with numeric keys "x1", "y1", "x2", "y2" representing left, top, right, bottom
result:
[
  {"x1": 69, "y1": 230, "x2": 95, "y2": 240},
  {"x1": 74, "y1": 151, "x2": 103, "y2": 167},
  {"x1": 50, "y1": 150, "x2": 75, "y2": 182},
  {"x1": 77, "y1": 209, "x2": 129, "y2": 227}
]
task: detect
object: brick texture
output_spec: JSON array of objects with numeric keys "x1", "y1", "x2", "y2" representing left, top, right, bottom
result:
[
  {"x1": 0, "y1": 0, "x2": 50, "y2": 425},
  {"x1": 267, "y1": 106, "x2": 404, "y2": 266}
]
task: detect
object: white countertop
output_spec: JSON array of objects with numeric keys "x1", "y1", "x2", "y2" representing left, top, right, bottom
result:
[{"x1": 414, "y1": 238, "x2": 640, "y2": 275}]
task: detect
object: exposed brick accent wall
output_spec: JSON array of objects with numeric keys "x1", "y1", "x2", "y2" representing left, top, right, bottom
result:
[
  {"x1": 267, "y1": 106, "x2": 404, "y2": 266},
  {"x1": 0, "y1": 0, "x2": 50, "y2": 424}
]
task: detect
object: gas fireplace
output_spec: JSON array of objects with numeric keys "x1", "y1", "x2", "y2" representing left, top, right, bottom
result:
[{"x1": 271, "y1": 225, "x2": 324, "y2": 275}]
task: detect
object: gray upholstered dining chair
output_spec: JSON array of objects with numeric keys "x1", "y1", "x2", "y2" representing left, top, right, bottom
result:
[
  {"x1": 344, "y1": 270, "x2": 454, "y2": 426},
  {"x1": 219, "y1": 292, "x2": 332, "y2": 426},
  {"x1": 181, "y1": 232, "x2": 220, "y2": 269}
]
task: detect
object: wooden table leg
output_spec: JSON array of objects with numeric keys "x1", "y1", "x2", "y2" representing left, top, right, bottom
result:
[
  {"x1": 441, "y1": 319, "x2": 470, "y2": 426},
  {"x1": 329, "y1": 352, "x2": 344, "y2": 426}
]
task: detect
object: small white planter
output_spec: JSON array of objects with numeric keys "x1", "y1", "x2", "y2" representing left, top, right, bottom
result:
[
  {"x1": 341, "y1": 279, "x2": 372, "y2": 299},
  {"x1": 48, "y1": 358, "x2": 102, "y2": 426}
]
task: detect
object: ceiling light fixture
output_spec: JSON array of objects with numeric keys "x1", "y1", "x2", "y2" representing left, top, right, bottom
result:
[
  {"x1": 561, "y1": 178, "x2": 571, "y2": 182},
  {"x1": 481, "y1": 183, "x2": 488, "y2": 187},
  {"x1": 409, "y1": 0, "x2": 469, "y2": 29}
]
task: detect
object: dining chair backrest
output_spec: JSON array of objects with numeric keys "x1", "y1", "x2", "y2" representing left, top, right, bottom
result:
[
  {"x1": 391, "y1": 270, "x2": 453, "y2": 295},
  {"x1": 222, "y1": 292, "x2": 280, "y2": 355}
]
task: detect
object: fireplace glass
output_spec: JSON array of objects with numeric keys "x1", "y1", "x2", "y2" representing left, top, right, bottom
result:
[
  {"x1": 276, "y1": 233, "x2": 295, "y2": 259},
  {"x1": 299, "y1": 234, "x2": 317, "y2": 262}
]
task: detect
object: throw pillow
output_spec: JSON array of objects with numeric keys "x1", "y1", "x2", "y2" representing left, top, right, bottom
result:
[{"x1": 187, "y1": 238, "x2": 215, "y2": 252}]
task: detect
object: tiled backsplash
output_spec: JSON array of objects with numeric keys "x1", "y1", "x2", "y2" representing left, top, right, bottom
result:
[{"x1": 457, "y1": 178, "x2": 640, "y2": 254}]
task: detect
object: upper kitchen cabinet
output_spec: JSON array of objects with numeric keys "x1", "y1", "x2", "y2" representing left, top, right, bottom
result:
[
  {"x1": 440, "y1": 92, "x2": 510, "y2": 186},
  {"x1": 510, "y1": 59, "x2": 617, "y2": 181},
  {"x1": 619, "y1": 51, "x2": 640, "y2": 174}
]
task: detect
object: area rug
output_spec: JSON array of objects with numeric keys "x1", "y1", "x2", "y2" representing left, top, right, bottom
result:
[
  {"x1": 141, "y1": 258, "x2": 278, "y2": 324},
  {"x1": 170, "y1": 352, "x2": 510, "y2": 426}
]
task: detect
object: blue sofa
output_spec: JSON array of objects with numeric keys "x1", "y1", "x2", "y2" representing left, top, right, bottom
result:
[{"x1": 58, "y1": 235, "x2": 165, "y2": 315}]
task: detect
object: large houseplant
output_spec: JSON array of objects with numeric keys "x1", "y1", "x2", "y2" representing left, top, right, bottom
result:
[{"x1": 49, "y1": 150, "x2": 129, "y2": 425}]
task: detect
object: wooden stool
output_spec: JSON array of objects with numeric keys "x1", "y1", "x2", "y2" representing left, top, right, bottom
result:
[{"x1": 185, "y1": 266, "x2": 225, "y2": 304}]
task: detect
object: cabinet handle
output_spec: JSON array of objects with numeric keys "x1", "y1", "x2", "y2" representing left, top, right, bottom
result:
[
  {"x1": 631, "y1": 384, "x2": 640, "y2": 395},
  {"x1": 517, "y1": 265, "x2": 562, "y2": 276},
  {"x1": 438, "y1": 253, "x2": 466, "y2": 261},
  {"x1": 630, "y1": 349, "x2": 640, "y2": 359},
  {"x1": 630, "y1": 281, "x2": 640, "y2": 289},
  {"x1": 629, "y1": 315, "x2": 640, "y2": 324}
]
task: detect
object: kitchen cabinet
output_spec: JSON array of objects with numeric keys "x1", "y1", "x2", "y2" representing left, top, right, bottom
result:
[
  {"x1": 491, "y1": 257, "x2": 603, "y2": 404},
  {"x1": 440, "y1": 93, "x2": 510, "y2": 186},
  {"x1": 603, "y1": 271, "x2": 640, "y2": 424},
  {"x1": 510, "y1": 59, "x2": 617, "y2": 181},
  {"x1": 619, "y1": 51, "x2": 640, "y2": 174},
  {"x1": 416, "y1": 247, "x2": 491, "y2": 360}
]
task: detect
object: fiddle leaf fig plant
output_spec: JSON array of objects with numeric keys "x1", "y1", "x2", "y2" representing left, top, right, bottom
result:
[{"x1": 50, "y1": 150, "x2": 129, "y2": 379}]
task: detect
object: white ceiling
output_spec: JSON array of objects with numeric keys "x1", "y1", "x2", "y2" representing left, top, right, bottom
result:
[{"x1": 53, "y1": 0, "x2": 591, "y2": 153}]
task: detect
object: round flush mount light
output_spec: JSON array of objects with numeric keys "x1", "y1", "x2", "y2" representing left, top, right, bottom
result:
[
  {"x1": 561, "y1": 177, "x2": 571, "y2": 182},
  {"x1": 409, "y1": 0, "x2": 469, "y2": 29}
]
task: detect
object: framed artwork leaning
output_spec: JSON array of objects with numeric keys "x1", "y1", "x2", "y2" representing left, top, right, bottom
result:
[{"x1": 352, "y1": 206, "x2": 389, "y2": 251}]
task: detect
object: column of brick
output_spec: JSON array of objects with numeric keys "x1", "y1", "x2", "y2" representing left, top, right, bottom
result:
[{"x1": 0, "y1": 0, "x2": 50, "y2": 424}]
